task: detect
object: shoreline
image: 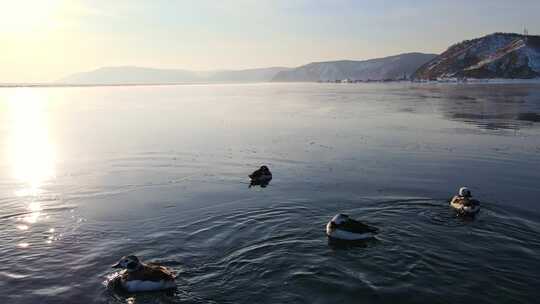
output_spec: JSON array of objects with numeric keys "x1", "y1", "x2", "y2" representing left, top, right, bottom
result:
[{"x1": 1, "y1": 78, "x2": 540, "y2": 89}]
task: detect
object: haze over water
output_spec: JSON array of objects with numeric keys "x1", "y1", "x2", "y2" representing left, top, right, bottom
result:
[{"x1": 1, "y1": 83, "x2": 540, "y2": 303}]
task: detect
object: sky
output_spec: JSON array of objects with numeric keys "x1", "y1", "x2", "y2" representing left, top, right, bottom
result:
[{"x1": 1, "y1": 0, "x2": 539, "y2": 83}]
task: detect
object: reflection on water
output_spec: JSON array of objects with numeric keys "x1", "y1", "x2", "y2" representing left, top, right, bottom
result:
[
  {"x1": 16, "y1": 224, "x2": 29, "y2": 231},
  {"x1": 249, "y1": 179, "x2": 271, "y2": 188},
  {"x1": 433, "y1": 84, "x2": 540, "y2": 130},
  {"x1": 7, "y1": 89, "x2": 55, "y2": 190},
  {"x1": 22, "y1": 202, "x2": 42, "y2": 224},
  {"x1": 5, "y1": 89, "x2": 56, "y2": 249}
]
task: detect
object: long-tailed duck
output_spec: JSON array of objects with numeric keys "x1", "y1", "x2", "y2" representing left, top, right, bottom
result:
[
  {"x1": 111, "y1": 255, "x2": 176, "y2": 292},
  {"x1": 326, "y1": 214, "x2": 378, "y2": 241},
  {"x1": 249, "y1": 165, "x2": 272, "y2": 188},
  {"x1": 450, "y1": 187, "x2": 480, "y2": 215}
]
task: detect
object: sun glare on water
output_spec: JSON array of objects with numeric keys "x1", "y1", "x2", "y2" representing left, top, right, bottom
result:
[{"x1": 6, "y1": 89, "x2": 56, "y2": 193}]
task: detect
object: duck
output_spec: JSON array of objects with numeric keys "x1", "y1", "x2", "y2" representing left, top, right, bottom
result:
[
  {"x1": 111, "y1": 255, "x2": 176, "y2": 292},
  {"x1": 249, "y1": 165, "x2": 272, "y2": 188},
  {"x1": 450, "y1": 187, "x2": 480, "y2": 215},
  {"x1": 326, "y1": 214, "x2": 378, "y2": 241}
]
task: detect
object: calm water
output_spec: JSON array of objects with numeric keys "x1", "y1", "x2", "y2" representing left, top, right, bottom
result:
[{"x1": 1, "y1": 83, "x2": 540, "y2": 304}]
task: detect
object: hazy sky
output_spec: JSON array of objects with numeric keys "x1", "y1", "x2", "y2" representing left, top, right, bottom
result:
[{"x1": 1, "y1": 0, "x2": 539, "y2": 82}]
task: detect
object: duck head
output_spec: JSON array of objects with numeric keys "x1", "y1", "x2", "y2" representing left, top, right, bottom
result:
[
  {"x1": 260, "y1": 165, "x2": 271, "y2": 174},
  {"x1": 112, "y1": 255, "x2": 142, "y2": 272},
  {"x1": 330, "y1": 214, "x2": 350, "y2": 225},
  {"x1": 458, "y1": 187, "x2": 472, "y2": 198}
]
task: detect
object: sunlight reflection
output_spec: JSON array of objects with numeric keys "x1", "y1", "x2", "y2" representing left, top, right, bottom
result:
[
  {"x1": 28, "y1": 201, "x2": 42, "y2": 212},
  {"x1": 22, "y1": 201, "x2": 43, "y2": 224},
  {"x1": 6, "y1": 89, "x2": 55, "y2": 192},
  {"x1": 16, "y1": 224, "x2": 29, "y2": 231},
  {"x1": 22, "y1": 211, "x2": 41, "y2": 224}
]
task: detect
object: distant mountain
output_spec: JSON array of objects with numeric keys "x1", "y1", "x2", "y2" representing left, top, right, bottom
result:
[
  {"x1": 413, "y1": 33, "x2": 540, "y2": 80},
  {"x1": 59, "y1": 66, "x2": 291, "y2": 84},
  {"x1": 271, "y1": 53, "x2": 437, "y2": 82},
  {"x1": 60, "y1": 67, "x2": 198, "y2": 84},
  {"x1": 205, "y1": 67, "x2": 291, "y2": 82}
]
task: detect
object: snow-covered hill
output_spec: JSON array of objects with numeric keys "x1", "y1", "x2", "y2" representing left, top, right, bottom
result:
[
  {"x1": 271, "y1": 53, "x2": 436, "y2": 82},
  {"x1": 413, "y1": 33, "x2": 540, "y2": 80}
]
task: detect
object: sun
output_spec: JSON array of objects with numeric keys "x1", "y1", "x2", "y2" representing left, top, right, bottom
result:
[{"x1": 0, "y1": 0, "x2": 66, "y2": 33}]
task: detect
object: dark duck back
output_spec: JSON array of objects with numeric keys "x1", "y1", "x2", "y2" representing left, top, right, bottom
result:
[
  {"x1": 249, "y1": 165, "x2": 272, "y2": 187},
  {"x1": 326, "y1": 214, "x2": 378, "y2": 241}
]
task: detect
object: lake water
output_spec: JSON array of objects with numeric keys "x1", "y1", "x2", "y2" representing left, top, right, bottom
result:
[{"x1": 1, "y1": 83, "x2": 539, "y2": 303}]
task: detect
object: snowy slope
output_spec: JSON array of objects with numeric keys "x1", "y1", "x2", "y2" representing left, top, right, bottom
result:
[
  {"x1": 272, "y1": 53, "x2": 437, "y2": 82},
  {"x1": 413, "y1": 33, "x2": 540, "y2": 80}
]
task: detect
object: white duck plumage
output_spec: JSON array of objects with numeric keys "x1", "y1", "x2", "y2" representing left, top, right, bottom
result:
[
  {"x1": 111, "y1": 255, "x2": 176, "y2": 292},
  {"x1": 326, "y1": 214, "x2": 378, "y2": 241},
  {"x1": 450, "y1": 187, "x2": 480, "y2": 215}
]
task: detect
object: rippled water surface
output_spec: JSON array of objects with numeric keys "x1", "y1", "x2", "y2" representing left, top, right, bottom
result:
[{"x1": 1, "y1": 83, "x2": 540, "y2": 303}]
